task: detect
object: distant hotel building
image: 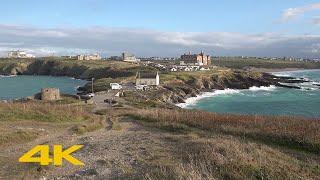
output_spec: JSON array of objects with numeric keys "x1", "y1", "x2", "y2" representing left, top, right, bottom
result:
[
  {"x1": 122, "y1": 52, "x2": 140, "y2": 63},
  {"x1": 180, "y1": 51, "x2": 211, "y2": 66},
  {"x1": 8, "y1": 50, "x2": 35, "y2": 58},
  {"x1": 77, "y1": 53, "x2": 101, "y2": 60}
]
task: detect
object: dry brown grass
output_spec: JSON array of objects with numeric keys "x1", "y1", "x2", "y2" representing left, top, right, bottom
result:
[
  {"x1": 171, "y1": 138, "x2": 319, "y2": 179},
  {"x1": 0, "y1": 102, "x2": 102, "y2": 146},
  {"x1": 130, "y1": 108, "x2": 320, "y2": 154},
  {"x1": 131, "y1": 109, "x2": 320, "y2": 179},
  {"x1": 0, "y1": 102, "x2": 93, "y2": 122}
]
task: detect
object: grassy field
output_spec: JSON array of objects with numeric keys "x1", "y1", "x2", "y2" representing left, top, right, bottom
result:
[
  {"x1": 0, "y1": 100, "x2": 319, "y2": 179},
  {"x1": 212, "y1": 57, "x2": 320, "y2": 69},
  {"x1": 0, "y1": 58, "x2": 156, "y2": 79},
  {"x1": 127, "y1": 108, "x2": 320, "y2": 179},
  {"x1": 0, "y1": 102, "x2": 103, "y2": 146}
]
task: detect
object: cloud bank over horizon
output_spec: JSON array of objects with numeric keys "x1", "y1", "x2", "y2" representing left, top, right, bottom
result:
[{"x1": 0, "y1": 24, "x2": 319, "y2": 58}]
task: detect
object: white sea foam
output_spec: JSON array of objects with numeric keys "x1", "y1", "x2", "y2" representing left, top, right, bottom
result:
[
  {"x1": 176, "y1": 89, "x2": 240, "y2": 108},
  {"x1": 248, "y1": 85, "x2": 277, "y2": 91},
  {"x1": 177, "y1": 86, "x2": 277, "y2": 108},
  {"x1": 271, "y1": 72, "x2": 291, "y2": 77},
  {"x1": 0, "y1": 75, "x2": 17, "y2": 78}
]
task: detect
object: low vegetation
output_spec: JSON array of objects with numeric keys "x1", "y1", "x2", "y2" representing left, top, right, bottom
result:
[
  {"x1": 128, "y1": 108, "x2": 320, "y2": 179},
  {"x1": 0, "y1": 130, "x2": 39, "y2": 146},
  {"x1": 213, "y1": 57, "x2": 320, "y2": 69},
  {"x1": 130, "y1": 108, "x2": 320, "y2": 153},
  {"x1": 0, "y1": 101, "x2": 103, "y2": 147},
  {"x1": 71, "y1": 119, "x2": 104, "y2": 135},
  {"x1": 0, "y1": 58, "x2": 156, "y2": 80},
  {"x1": 0, "y1": 102, "x2": 92, "y2": 122}
]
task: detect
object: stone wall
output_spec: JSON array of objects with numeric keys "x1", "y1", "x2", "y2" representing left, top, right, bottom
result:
[{"x1": 41, "y1": 88, "x2": 61, "y2": 101}]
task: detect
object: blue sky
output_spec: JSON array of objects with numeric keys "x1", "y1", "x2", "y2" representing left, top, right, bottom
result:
[{"x1": 0, "y1": 0, "x2": 319, "y2": 57}]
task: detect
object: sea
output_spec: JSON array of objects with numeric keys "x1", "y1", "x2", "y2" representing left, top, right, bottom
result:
[
  {"x1": 178, "y1": 69, "x2": 320, "y2": 118},
  {"x1": 0, "y1": 75, "x2": 87, "y2": 100}
]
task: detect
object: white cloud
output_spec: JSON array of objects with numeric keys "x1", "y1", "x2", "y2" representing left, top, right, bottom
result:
[
  {"x1": 312, "y1": 16, "x2": 320, "y2": 24},
  {"x1": 0, "y1": 24, "x2": 319, "y2": 58},
  {"x1": 281, "y1": 3, "x2": 320, "y2": 22}
]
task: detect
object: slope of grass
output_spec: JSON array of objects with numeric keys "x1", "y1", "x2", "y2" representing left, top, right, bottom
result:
[
  {"x1": 213, "y1": 57, "x2": 320, "y2": 69},
  {"x1": 0, "y1": 130, "x2": 39, "y2": 145},
  {"x1": 130, "y1": 109, "x2": 320, "y2": 153},
  {"x1": 0, "y1": 102, "x2": 93, "y2": 122},
  {"x1": 127, "y1": 108, "x2": 320, "y2": 179}
]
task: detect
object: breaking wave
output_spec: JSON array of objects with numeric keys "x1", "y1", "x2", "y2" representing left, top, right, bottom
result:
[
  {"x1": 0, "y1": 75, "x2": 17, "y2": 78},
  {"x1": 249, "y1": 85, "x2": 277, "y2": 91},
  {"x1": 176, "y1": 89, "x2": 241, "y2": 108},
  {"x1": 177, "y1": 86, "x2": 278, "y2": 108}
]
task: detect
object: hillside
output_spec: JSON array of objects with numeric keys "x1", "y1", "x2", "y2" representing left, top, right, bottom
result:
[
  {"x1": 0, "y1": 58, "x2": 319, "y2": 179},
  {"x1": 0, "y1": 100, "x2": 319, "y2": 179},
  {"x1": 212, "y1": 57, "x2": 320, "y2": 69},
  {"x1": 0, "y1": 58, "x2": 155, "y2": 79}
]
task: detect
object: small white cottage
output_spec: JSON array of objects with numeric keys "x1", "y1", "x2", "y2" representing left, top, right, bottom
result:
[{"x1": 136, "y1": 72, "x2": 160, "y2": 86}]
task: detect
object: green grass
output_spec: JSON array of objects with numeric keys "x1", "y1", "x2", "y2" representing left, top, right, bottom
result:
[{"x1": 213, "y1": 57, "x2": 320, "y2": 69}]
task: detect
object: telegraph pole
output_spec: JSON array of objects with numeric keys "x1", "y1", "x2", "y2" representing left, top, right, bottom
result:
[{"x1": 91, "y1": 78, "x2": 94, "y2": 93}]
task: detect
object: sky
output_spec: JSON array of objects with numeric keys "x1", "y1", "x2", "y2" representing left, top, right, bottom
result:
[{"x1": 0, "y1": 0, "x2": 319, "y2": 57}]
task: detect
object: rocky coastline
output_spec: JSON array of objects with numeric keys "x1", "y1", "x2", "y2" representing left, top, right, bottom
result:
[
  {"x1": 0, "y1": 59, "x2": 311, "y2": 105},
  {"x1": 159, "y1": 72, "x2": 308, "y2": 105}
]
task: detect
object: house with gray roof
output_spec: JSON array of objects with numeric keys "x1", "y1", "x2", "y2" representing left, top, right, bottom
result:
[{"x1": 135, "y1": 72, "x2": 160, "y2": 86}]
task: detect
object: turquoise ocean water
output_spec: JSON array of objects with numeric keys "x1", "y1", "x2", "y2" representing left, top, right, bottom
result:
[
  {"x1": 178, "y1": 70, "x2": 320, "y2": 118},
  {"x1": 0, "y1": 75, "x2": 86, "y2": 100}
]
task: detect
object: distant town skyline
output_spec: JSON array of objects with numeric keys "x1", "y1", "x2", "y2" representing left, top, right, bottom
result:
[{"x1": 0, "y1": 0, "x2": 319, "y2": 58}]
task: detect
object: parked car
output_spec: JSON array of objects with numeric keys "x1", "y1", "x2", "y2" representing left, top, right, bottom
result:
[{"x1": 81, "y1": 93, "x2": 95, "y2": 99}]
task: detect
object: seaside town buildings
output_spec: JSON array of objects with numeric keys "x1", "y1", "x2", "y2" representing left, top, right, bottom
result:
[
  {"x1": 136, "y1": 72, "x2": 160, "y2": 86},
  {"x1": 77, "y1": 53, "x2": 101, "y2": 60},
  {"x1": 180, "y1": 51, "x2": 211, "y2": 66},
  {"x1": 62, "y1": 53, "x2": 101, "y2": 60},
  {"x1": 8, "y1": 50, "x2": 35, "y2": 58},
  {"x1": 122, "y1": 52, "x2": 140, "y2": 63}
]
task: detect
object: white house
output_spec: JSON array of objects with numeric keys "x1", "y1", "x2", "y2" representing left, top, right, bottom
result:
[
  {"x1": 200, "y1": 67, "x2": 210, "y2": 71},
  {"x1": 136, "y1": 72, "x2": 160, "y2": 86},
  {"x1": 110, "y1": 83, "x2": 122, "y2": 90},
  {"x1": 184, "y1": 67, "x2": 192, "y2": 72},
  {"x1": 170, "y1": 67, "x2": 178, "y2": 72}
]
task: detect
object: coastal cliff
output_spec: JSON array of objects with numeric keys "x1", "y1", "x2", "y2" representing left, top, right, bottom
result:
[
  {"x1": 124, "y1": 70, "x2": 307, "y2": 106},
  {"x1": 0, "y1": 59, "x2": 151, "y2": 79},
  {"x1": 1, "y1": 59, "x2": 307, "y2": 105}
]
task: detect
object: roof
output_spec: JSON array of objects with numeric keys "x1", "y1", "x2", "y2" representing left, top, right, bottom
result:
[{"x1": 136, "y1": 72, "x2": 158, "y2": 79}]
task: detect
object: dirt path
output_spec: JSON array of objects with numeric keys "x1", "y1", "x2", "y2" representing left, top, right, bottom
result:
[{"x1": 0, "y1": 116, "x2": 176, "y2": 179}]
